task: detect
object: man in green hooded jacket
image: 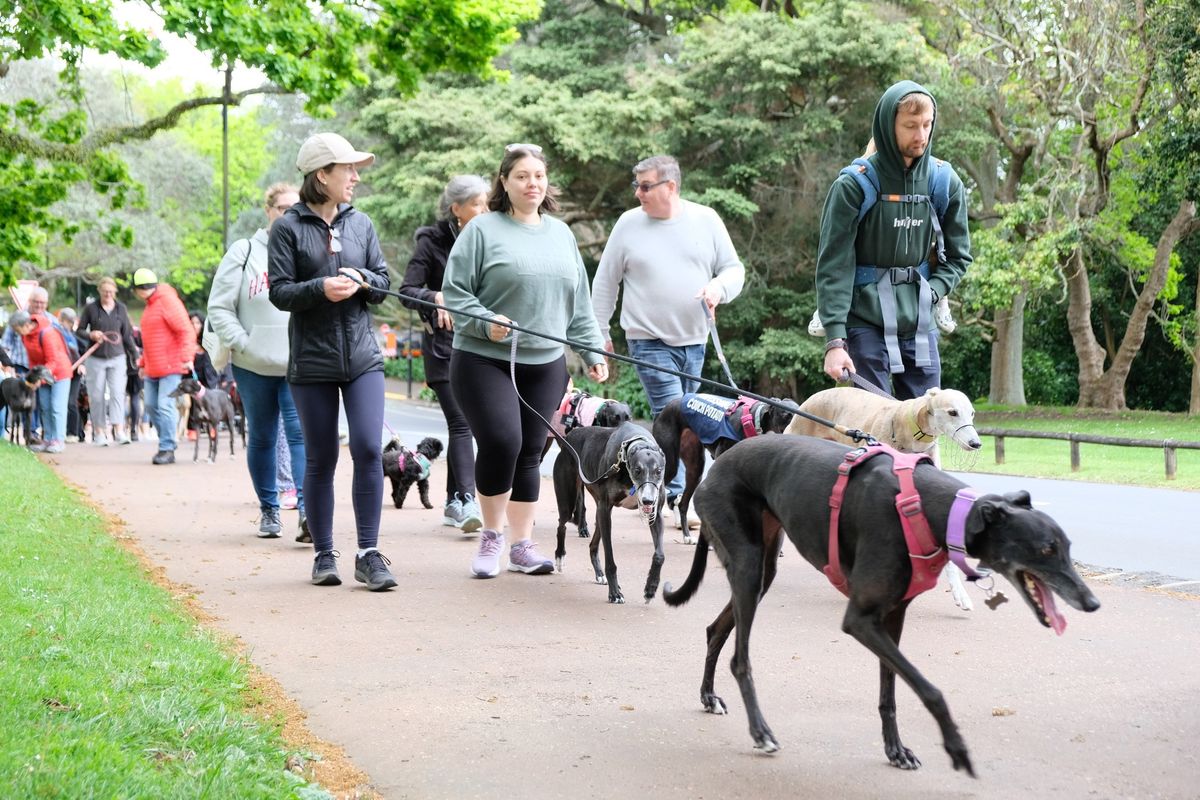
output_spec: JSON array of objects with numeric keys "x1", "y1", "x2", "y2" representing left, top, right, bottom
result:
[{"x1": 816, "y1": 80, "x2": 972, "y2": 399}]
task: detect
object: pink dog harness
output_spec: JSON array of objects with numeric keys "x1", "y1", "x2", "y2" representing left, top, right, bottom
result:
[{"x1": 825, "y1": 444, "x2": 947, "y2": 601}]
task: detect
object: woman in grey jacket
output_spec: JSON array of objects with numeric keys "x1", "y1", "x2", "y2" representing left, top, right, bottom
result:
[
  {"x1": 208, "y1": 183, "x2": 308, "y2": 542},
  {"x1": 268, "y1": 133, "x2": 395, "y2": 592}
]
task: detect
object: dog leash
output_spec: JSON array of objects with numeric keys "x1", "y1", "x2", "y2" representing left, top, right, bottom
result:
[
  {"x1": 70, "y1": 330, "x2": 123, "y2": 373},
  {"x1": 353, "y1": 279, "x2": 874, "y2": 445},
  {"x1": 703, "y1": 299, "x2": 739, "y2": 391},
  {"x1": 841, "y1": 368, "x2": 898, "y2": 401}
]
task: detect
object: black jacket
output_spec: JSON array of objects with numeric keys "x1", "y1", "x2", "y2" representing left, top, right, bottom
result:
[
  {"x1": 76, "y1": 299, "x2": 138, "y2": 362},
  {"x1": 399, "y1": 219, "x2": 456, "y2": 383},
  {"x1": 267, "y1": 202, "x2": 390, "y2": 384}
]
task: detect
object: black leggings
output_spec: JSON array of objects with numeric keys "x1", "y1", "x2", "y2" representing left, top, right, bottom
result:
[
  {"x1": 428, "y1": 379, "x2": 475, "y2": 502},
  {"x1": 290, "y1": 370, "x2": 384, "y2": 553},
  {"x1": 450, "y1": 350, "x2": 567, "y2": 503}
]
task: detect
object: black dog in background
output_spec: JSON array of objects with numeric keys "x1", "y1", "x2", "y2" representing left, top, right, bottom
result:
[
  {"x1": 169, "y1": 377, "x2": 239, "y2": 462},
  {"x1": 2, "y1": 366, "x2": 54, "y2": 445},
  {"x1": 382, "y1": 436, "x2": 444, "y2": 509}
]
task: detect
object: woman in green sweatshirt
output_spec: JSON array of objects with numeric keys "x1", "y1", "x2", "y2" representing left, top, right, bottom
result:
[{"x1": 443, "y1": 143, "x2": 609, "y2": 579}]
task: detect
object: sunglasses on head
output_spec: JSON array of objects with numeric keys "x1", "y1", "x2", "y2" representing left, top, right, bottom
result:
[{"x1": 505, "y1": 142, "x2": 543, "y2": 155}]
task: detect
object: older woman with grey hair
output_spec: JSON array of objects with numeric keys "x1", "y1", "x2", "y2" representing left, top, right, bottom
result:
[{"x1": 398, "y1": 174, "x2": 490, "y2": 532}]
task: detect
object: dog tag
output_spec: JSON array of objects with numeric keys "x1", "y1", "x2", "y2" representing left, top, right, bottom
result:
[{"x1": 984, "y1": 591, "x2": 1008, "y2": 610}]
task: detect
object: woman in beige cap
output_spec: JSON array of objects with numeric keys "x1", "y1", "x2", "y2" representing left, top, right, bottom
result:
[{"x1": 268, "y1": 133, "x2": 396, "y2": 592}]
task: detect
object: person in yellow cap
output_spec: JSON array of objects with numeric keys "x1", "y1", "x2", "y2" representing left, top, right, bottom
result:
[
  {"x1": 268, "y1": 132, "x2": 397, "y2": 591},
  {"x1": 132, "y1": 268, "x2": 194, "y2": 464}
]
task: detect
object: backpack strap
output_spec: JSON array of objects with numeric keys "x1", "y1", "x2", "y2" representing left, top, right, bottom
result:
[{"x1": 839, "y1": 158, "x2": 879, "y2": 222}]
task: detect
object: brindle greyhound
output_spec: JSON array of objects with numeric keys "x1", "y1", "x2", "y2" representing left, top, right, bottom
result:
[
  {"x1": 552, "y1": 421, "x2": 667, "y2": 604},
  {"x1": 663, "y1": 434, "x2": 1100, "y2": 775}
]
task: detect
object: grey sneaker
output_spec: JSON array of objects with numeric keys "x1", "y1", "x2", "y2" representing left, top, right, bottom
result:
[
  {"x1": 459, "y1": 493, "x2": 483, "y2": 534},
  {"x1": 471, "y1": 530, "x2": 506, "y2": 578},
  {"x1": 311, "y1": 550, "x2": 341, "y2": 586},
  {"x1": 354, "y1": 549, "x2": 398, "y2": 591},
  {"x1": 442, "y1": 496, "x2": 465, "y2": 528},
  {"x1": 258, "y1": 507, "x2": 282, "y2": 538},
  {"x1": 508, "y1": 539, "x2": 554, "y2": 575}
]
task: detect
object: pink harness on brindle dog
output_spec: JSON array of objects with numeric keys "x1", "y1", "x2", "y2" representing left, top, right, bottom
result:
[{"x1": 825, "y1": 444, "x2": 947, "y2": 602}]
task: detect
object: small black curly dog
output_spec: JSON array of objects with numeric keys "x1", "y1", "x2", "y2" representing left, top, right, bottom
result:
[{"x1": 382, "y1": 436, "x2": 444, "y2": 509}]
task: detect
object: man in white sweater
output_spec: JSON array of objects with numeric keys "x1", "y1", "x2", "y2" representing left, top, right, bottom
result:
[{"x1": 592, "y1": 155, "x2": 745, "y2": 528}]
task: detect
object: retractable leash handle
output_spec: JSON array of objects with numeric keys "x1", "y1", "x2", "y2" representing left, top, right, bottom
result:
[{"x1": 354, "y1": 279, "x2": 849, "y2": 439}]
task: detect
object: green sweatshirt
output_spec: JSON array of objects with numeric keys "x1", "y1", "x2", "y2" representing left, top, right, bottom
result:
[
  {"x1": 442, "y1": 211, "x2": 606, "y2": 366},
  {"x1": 815, "y1": 80, "x2": 972, "y2": 341}
]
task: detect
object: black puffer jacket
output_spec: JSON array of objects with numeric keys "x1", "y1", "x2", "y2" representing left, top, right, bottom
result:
[
  {"x1": 268, "y1": 202, "x2": 390, "y2": 384},
  {"x1": 399, "y1": 218, "x2": 456, "y2": 383}
]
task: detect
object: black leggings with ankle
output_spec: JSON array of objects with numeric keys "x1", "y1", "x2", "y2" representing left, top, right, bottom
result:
[{"x1": 450, "y1": 351, "x2": 567, "y2": 503}]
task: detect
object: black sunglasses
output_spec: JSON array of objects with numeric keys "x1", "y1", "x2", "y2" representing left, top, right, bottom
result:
[{"x1": 632, "y1": 179, "x2": 669, "y2": 193}]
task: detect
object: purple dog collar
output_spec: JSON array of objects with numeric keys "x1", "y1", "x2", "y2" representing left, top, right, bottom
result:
[{"x1": 946, "y1": 488, "x2": 989, "y2": 580}]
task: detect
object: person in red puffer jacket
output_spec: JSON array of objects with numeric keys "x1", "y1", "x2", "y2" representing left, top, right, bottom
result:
[
  {"x1": 9, "y1": 308, "x2": 73, "y2": 453},
  {"x1": 132, "y1": 269, "x2": 194, "y2": 464}
]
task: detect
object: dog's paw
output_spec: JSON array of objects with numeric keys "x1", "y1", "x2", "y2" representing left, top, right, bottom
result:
[
  {"x1": 702, "y1": 693, "x2": 728, "y2": 715},
  {"x1": 422, "y1": 501, "x2": 433, "y2": 509},
  {"x1": 594, "y1": 574, "x2": 607, "y2": 585},
  {"x1": 682, "y1": 533, "x2": 697, "y2": 546},
  {"x1": 752, "y1": 733, "x2": 780, "y2": 755},
  {"x1": 886, "y1": 744, "x2": 922, "y2": 771},
  {"x1": 608, "y1": 591, "x2": 625, "y2": 604},
  {"x1": 951, "y1": 587, "x2": 974, "y2": 611},
  {"x1": 554, "y1": 557, "x2": 563, "y2": 573}
]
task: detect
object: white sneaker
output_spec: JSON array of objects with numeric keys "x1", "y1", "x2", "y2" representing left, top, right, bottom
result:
[
  {"x1": 92, "y1": 435, "x2": 110, "y2": 447},
  {"x1": 934, "y1": 296, "x2": 956, "y2": 334},
  {"x1": 807, "y1": 310, "x2": 826, "y2": 337}
]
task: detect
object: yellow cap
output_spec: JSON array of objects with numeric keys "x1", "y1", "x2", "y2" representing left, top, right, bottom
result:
[{"x1": 132, "y1": 268, "x2": 158, "y2": 287}]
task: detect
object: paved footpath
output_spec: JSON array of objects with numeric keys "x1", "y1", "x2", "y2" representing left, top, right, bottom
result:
[{"x1": 47, "y1": 433, "x2": 1198, "y2": 799}]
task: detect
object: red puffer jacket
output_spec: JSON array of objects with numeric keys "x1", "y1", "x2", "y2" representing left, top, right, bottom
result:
[
  {"x1": 139, "y1": 284, "x2": 194, "y2": 378},
  {"x1": 22, "y1": 314, "x2": 74, "y2": 382}
]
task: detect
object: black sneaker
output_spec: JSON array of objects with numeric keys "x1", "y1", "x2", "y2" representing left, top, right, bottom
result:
[
  {"x1": 295, "y1": 513, "x2": 312, "y2": 543},
  {"x1": 355, "y1": 550, "x2": 398, "y2": 592},
  {"x1": 258, "y1": 507, "x2": 282, "y2": 538},
  {"x1": 311, "y1": 550, "x2": 341, "y2": 586},
  {"x1": 151, "y1": 450, "x2": 175, "y2": 465}
]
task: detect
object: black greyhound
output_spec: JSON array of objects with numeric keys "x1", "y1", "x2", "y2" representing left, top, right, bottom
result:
[
  {"x1": 663, "y1": 435, "x2": 1100, "y2": 774},
  {"x1": 552, "y1": 421, "x2": 667, "y2": 604},
  {"x1": 169, "y1": 377, "x2": 239, "y2": 463},
  {"x1": 1, "y1": 366, "x2": 54, "y2": 445},
  {"x1": 542, "y1": 389, "x2": 634, "y2": 538},
  {"x1": 652, "y1": 394, "x2": 796, "y2": 541}
]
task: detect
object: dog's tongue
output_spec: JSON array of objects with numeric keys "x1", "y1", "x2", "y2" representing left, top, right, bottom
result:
[{"x1": 1032, "y1": 576, "x2": 1067, "y2": 635}]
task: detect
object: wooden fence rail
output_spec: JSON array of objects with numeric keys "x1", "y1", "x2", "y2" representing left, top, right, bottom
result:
[{"x1": 976, "y1": 427, "x2": 1200, "y2": 480}]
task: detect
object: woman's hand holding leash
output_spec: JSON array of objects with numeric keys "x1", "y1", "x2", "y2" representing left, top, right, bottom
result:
[
  {"x1": 487, "y1": 314, "x2": 512, "y2": 342},
  {"x1": 323, "y1": 273, "x2": 360, "y2": 303},
  {"x1": 587, "y1": 361, "x2": 609, "y2": 383}
]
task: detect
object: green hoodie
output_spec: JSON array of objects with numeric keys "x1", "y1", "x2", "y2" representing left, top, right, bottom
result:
[{"x1": 815, "y1": 80, "x2": 972, "y2": 341}]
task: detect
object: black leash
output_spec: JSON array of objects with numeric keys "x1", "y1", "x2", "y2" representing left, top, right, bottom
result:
[{"x1": 361, "y1": 281, "x2": 878, "y2": 446}]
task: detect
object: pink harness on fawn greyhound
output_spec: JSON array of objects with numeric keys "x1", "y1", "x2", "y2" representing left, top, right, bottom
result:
[{"x1": 824, "y1": 444, "x2": 947, "y2": 602}]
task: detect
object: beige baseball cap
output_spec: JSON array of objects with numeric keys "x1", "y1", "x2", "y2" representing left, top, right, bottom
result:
[{"x1": 296, "y1": 133, "x2": 375, "y2": 175}]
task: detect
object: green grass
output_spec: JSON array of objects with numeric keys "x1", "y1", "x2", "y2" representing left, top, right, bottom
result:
[
  {"x1": 0, "y1": 445, "x2": 329, "y2": 799},
  {"x1": 948, "y1": 405, "x2": 1200, "y2": 491}
]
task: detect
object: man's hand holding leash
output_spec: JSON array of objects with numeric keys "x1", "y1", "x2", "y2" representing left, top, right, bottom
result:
[{"x1": 823, "y1": 338, "x2": 855, "y2": 382}]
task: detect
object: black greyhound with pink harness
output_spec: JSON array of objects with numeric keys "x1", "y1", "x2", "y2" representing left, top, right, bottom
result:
[{"x1": 663, "y1": 434, "x2": 1100, "y2": 775}]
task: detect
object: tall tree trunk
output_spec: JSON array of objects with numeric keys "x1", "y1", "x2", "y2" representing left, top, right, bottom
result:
[
  {"x1": 988, "y1": 291, "x2": 1027, "y2": 405},
  {"x1": 1074, "y1": 200, "x2": 1199, "y2": 409}
]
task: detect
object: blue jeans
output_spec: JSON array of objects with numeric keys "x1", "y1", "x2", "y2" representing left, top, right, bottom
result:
[
  {"x1": 847, "y1": 327, "x2": 941, "y2": 401},
  {"x1": 36, "y1": 378, "x2": 71, "y2": 444},
  {"x1": 232, "y1": 365, "x2": 306, "y2": 513},
  {"x1": 627, "y1": 338, "x2": 706, "y2": 499},
  {"x1": 143, "y1": 373, "x2": 182, "y2": 452}
]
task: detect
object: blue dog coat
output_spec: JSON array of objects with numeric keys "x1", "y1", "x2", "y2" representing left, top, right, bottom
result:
[{"x1": 681, "y1": 394, "x2": 761, "y2": 446}]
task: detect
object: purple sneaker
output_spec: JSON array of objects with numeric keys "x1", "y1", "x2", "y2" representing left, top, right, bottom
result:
[
  {"x1": 472, "y1": 529, "x2": 506, "y2": 578},
  {"x1": 508, "y1": 539, "x2": 554, "y2": 575}
]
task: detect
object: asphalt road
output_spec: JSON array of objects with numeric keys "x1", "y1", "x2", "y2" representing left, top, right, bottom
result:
[{"x1": 385, "y1": 392, "x2": 1200, "y2": 585}]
